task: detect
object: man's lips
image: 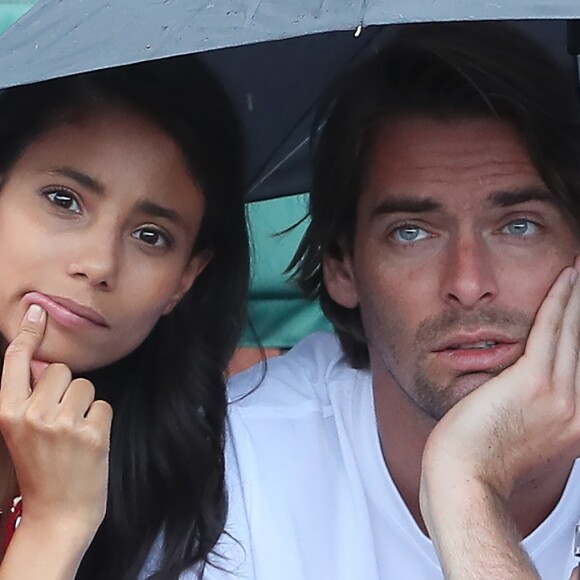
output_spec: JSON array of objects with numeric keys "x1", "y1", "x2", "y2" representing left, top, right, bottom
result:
[
  {"x1": 23, "y1": 292, "x2": 109, "y2": 329},
  {"x1": 431, "y1": 331, "x2": 521, "y2": 373},
  {"x1": 432, "y1": 330, "x2": 519, "y2": 352}
]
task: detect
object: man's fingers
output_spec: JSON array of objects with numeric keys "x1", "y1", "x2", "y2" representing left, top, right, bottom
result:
[
  {"x1": 524, "y1": 267, "x2": 576, "y2": 374},
  {"x1": 0, "y1": 305, "x2": 47, "y2": 406},
  {"x1": 553, "y1": 266, "x2": 580, "y2": 390}
]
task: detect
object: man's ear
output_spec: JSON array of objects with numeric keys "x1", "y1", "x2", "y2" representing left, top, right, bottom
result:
[
  {"x1": 322, "y1": 248, "x2": 360, "y2": 309},
  {"x1": 162, "y1": 250, "x2": 213, "y2": 315}
]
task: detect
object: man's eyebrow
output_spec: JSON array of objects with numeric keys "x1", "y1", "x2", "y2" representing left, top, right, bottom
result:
[
  {"x1": 46, "y1": 167, "x2": 105, "y2": 195},
  {"x1": 136, "y1": 200, "x2": 182, "y2": 226},
  {"x1": 369, "y1": 196, "x2": 442, "y2": 220},
  {"x1": 487, "y1": 187, "x2": 561, "y2": 209},
  {"x1": 368, "y1": 187, "x2": 562, "y2": 221}
]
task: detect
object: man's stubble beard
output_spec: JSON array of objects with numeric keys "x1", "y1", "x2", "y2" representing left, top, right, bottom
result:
[{"x1": 368, "y1": 306, "x2": 533, "y2": 422}]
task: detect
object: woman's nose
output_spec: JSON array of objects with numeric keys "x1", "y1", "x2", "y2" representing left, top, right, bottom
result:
[{"x1": 66, "y1": 229, "x2": 120, "y2": 290}]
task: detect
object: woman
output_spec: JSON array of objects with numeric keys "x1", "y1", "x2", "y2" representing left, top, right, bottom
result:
[{"x1": 0, "y1": 55, "x2": 248, "y2": 579}]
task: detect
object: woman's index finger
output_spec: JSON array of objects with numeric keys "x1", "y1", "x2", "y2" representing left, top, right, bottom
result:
[{"x1": 0, "y1": 305, "x2": 47, "y2": 406}]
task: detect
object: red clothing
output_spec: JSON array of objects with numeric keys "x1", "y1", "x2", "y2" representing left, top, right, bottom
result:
[{"x1": 3, "y1": 496, "x2": 22, "y2": 553}]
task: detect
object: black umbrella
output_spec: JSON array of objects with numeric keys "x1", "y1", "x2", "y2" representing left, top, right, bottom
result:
[
  {"x1": 1, "y1": 0, "x2": 579, "y2": 200},
  {"x1": 3, "y1": 1, "x2": 579, "y2": 350}
]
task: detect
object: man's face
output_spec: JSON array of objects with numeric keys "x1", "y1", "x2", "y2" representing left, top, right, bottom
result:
[{"x1": 324, "y1": 117, "x2": 580, "y2": 420}]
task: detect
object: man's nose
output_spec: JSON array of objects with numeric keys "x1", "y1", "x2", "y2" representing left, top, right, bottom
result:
[
  {"x1": 66, "y1": 228, "x2": 120, "y2": 290},
  {"x1": 440, "y1": 233, "x2": 498, "y2": 309}
]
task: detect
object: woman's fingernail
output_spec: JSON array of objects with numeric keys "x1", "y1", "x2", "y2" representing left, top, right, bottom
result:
[{"x1": 26, "y1": 304, "x2": 44, "y2": 323}]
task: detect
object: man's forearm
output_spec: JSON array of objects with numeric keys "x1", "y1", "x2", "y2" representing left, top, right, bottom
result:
[{"x1": 420, "y1": 461, "x2": 539, "y2": 580}]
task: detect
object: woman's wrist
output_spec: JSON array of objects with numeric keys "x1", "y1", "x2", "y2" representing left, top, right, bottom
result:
[
  {"x1": 0, "y1": 516, "x2": 98, "y2": 580},
  {"x1": 14, "y1": 514, "x2": 98, "y2": 552}
]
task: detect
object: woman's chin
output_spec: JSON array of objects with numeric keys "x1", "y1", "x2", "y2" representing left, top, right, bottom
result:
[{"x1": 31, "y1": 342, "x2": 101, "y2": 375}]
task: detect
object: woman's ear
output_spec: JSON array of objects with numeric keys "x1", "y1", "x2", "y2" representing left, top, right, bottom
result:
[
  {"x1": 162, "y1": 250, "x2": 213, "y2": 315},
  {"x1": 322, "y1": 248, "x2": 360, "y2": 309}
]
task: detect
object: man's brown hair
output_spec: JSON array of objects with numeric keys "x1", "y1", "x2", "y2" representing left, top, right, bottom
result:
[{"x1": 291, "y1": 22, "x2": 580, "y2": 369}]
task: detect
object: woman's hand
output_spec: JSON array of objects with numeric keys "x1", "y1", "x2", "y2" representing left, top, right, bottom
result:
[{"x1": 0, "y1": 304, "x2": 113, "y2": 579}]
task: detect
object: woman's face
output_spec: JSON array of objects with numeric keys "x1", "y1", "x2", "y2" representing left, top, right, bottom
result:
[{"x1": 0, "y1": 105, "x2": 209, "y2": 373}]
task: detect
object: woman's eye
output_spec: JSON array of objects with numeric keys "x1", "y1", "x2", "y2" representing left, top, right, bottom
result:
[
  {"x1": 44, "y1": 189, "x2": 81, "y2": 214},
  {"x1": 391, "y1": 225, "x2": 431, "y2": 243},
  {"x1": 132, "y1": 227, "x2": 171, "y2": 248},
  {"x1": 502, "y1": 219, "x2": 540, "y2": 237}
]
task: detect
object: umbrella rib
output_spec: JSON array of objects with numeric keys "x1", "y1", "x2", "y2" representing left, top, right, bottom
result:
[
  {"x1": 248, "y1": 134, "x2": 310, "y2": 195},
  {"x1": 247, "y1": 27, "x2": 382, "y2": 199}
]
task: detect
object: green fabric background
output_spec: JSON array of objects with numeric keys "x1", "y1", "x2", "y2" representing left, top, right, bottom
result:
[
  {"x1": 0, "y1": 2, "x2": 35, "y2": 34},
  {"x1": 241, "y1": 194, "x2": 331, "y2": 348}
]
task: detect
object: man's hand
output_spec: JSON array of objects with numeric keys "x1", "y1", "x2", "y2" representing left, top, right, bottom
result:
[
  {"x1": 0, "y1": 304, "x2": 113, "y2": 578},
  {"x1": 420, "y1": 262, "x2": 580, "y2": 579},
  {"x1": 425, "y1": 261, "x2": 580, "y2": 497}
]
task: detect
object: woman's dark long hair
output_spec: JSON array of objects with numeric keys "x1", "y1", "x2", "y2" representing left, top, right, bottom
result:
[{"x1": 0, "y1": 57, "x2": 249, "y2": 578}]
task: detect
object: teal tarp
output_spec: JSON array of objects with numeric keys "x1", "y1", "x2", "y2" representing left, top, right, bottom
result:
[
  {"x1": 0, "y1": 2, "x2": 35, "y2": 34},
  {"x1": 241, "y1": 194, "x2": 331, "y2": 348}
]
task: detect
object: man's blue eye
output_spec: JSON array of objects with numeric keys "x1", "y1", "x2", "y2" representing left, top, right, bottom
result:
[
  {"x1": 392, "y1": 226, "x2": 430, "y2": 243},
  {"x1": 503, "y1": 219, "x2": 539, "y2": 236}
]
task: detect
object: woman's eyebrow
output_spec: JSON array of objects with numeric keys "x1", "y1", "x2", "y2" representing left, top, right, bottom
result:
[
  {"x1": 46, "y1": 166, "x2": 105, "y2": 195},
  {"x1": 136, "y1": 200, "x2": 183, "y2": 227},
  {"x1": 46, "y1": 167, "x2": 184, "y2": 227}
]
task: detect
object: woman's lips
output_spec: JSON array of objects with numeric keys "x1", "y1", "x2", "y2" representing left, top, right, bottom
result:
[
  {"x1": 431, "y1": 341, "x2": 521, "y2": 373},
  {"x1": 23, "y1": 292, "x2": 108, "y2": 330}
]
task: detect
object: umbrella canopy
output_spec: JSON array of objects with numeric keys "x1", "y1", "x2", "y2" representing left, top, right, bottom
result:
[
  {"x1": 0, "y1": 0, "x2": 579, "y2": 201},
  {"x1": 3, "y1": 2, "x2": 580, "y2": 352}
]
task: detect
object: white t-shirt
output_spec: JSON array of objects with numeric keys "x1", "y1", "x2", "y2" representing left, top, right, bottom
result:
[{"x1": 213, "y1": 332, "x2": 580, "y2": 580}]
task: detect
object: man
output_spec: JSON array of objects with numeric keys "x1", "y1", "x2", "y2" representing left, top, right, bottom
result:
[{"x1": 220, "y1": 22, "x2": 580, "y2": 579}]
